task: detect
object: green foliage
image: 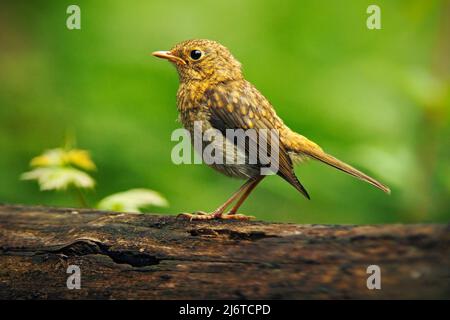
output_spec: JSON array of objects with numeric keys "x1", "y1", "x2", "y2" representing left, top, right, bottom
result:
[
  {"x1": 21, "y1": 148, "x2": 96, "y2": 191},
  {"x1": 97, "y1": 188, "x2": 168, "y2": 213},
  {"x1": 29, "y1": 148, "x2": 97, "y2": 171},
  {"x1": 22, "y1": 167, "x2": 95, "y2": 191},
  {"x1": 21, "y1": 146, "x2": 168, "y2": 213}
]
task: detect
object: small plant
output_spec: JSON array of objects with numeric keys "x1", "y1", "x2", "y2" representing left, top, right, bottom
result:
[
  {"x1": 22, "y1": 142, "x2": 168, "y2": 213},
  {"x1": 97, "y1": 188, "x2": 168, "y2": 213},
  {"x1": 21, "y1": 147, "x2": 95, "y2": 206}
]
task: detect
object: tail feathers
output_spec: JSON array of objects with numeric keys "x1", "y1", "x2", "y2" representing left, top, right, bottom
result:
[
  {"x1": 285, "y1": 130, "x2": 390, "y2": 194},
  {"x1": 305, "y1": 149, "x2": 391, "y2": 194}
]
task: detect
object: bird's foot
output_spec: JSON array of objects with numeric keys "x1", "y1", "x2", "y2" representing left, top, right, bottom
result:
[{"x1": 177, "y1": 211, "x2": 255, "y2": 221}]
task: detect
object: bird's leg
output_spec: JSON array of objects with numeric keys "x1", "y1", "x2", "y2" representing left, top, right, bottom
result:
[
  {"x1": 178, "y1": 178, "x2": 257, "y2": 221},
  {"x1": 223, "y1": 176, "x2": 264, "y2": 219}
]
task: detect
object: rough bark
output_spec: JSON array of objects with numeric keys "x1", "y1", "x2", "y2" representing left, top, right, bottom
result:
[{"x1": 0, "y1": 204, "x2": 448, "y2": 299}]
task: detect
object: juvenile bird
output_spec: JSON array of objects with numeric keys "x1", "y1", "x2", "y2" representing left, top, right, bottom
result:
[{"x1": 153, "y1": 39, "x2": 390, "y2": 220}]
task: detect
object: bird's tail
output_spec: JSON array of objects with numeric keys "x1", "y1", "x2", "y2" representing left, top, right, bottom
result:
[{"x1": 285, "y1": 131, "x2": 390, "y2": 194}]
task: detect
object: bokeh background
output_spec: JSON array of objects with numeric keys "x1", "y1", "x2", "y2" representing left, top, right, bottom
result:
[{"x1": 1, "y1": 0, "x2": 449, "y2": 223}]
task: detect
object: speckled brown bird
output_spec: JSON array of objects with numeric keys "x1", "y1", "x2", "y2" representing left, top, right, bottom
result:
[{"x1": 153, "y1": 39, "x2": 390, "y2": 220}]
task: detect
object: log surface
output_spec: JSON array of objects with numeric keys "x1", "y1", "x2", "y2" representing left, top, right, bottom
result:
[{"x1": 0, "y1": 204, "x2": 448, "y2": 299}]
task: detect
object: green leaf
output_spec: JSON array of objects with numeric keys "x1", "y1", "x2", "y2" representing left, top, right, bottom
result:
[
  {"x1": 21, "y1": 167, "x2": 95, "y2": 191},
  {"x1": 66, "y1": 149, "x2": 97, "y2": 171},
  {"x1": 30, "y1": 148, "x2": 96, "y2": 171},
  {"x1": 30, "y1": 149, "x2": 66, "y2": 167},
  {"x1": 97, "y1": 188, "x2": 169, "y2": 213}
]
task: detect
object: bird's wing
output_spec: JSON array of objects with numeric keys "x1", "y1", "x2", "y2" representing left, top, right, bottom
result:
[{"x1": 204, "y1": 81, "x2": 310, "y2": 199}]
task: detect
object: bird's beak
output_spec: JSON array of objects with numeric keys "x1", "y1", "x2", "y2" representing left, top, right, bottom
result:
[{"x1": 152, "y1": 51, "x2": 186, "y2": 65}]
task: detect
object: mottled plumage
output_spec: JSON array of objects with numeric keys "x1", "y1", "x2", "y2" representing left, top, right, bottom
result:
[{"x1": 153, "y1": 39, "x2": 390, "y2": 220}]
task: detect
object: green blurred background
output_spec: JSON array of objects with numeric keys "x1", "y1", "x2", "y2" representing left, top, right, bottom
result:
[{"x1": 1, "y1": 0, "x2": 449, "y2": 223}]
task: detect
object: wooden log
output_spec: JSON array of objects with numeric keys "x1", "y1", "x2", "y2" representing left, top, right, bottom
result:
[{"x1": 0, "y1": 204, "x2": 448, "y2": 299}]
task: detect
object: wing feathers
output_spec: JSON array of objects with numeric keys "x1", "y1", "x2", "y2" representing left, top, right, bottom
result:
[{"x1": 205, "y1": 82, "x2": 310, "y2": 199}]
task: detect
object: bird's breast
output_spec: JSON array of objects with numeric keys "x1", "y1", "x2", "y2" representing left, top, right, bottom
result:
[{"x1": 177, "y1": 81, "x2": 210, "y2": 111}]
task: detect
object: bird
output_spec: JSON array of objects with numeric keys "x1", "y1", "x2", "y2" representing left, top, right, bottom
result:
[{"x1": 152, "y1": 39, "x2": 390, "y2": 220}]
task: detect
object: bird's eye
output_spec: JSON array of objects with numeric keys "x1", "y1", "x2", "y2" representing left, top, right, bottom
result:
[{"x1": 190, "y1": 50, "x2": 202, "y2": 60}]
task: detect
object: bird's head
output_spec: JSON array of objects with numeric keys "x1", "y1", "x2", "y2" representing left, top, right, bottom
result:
[{"x1": 153, "y1": 39, "x2": 243, "y2": 83}]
